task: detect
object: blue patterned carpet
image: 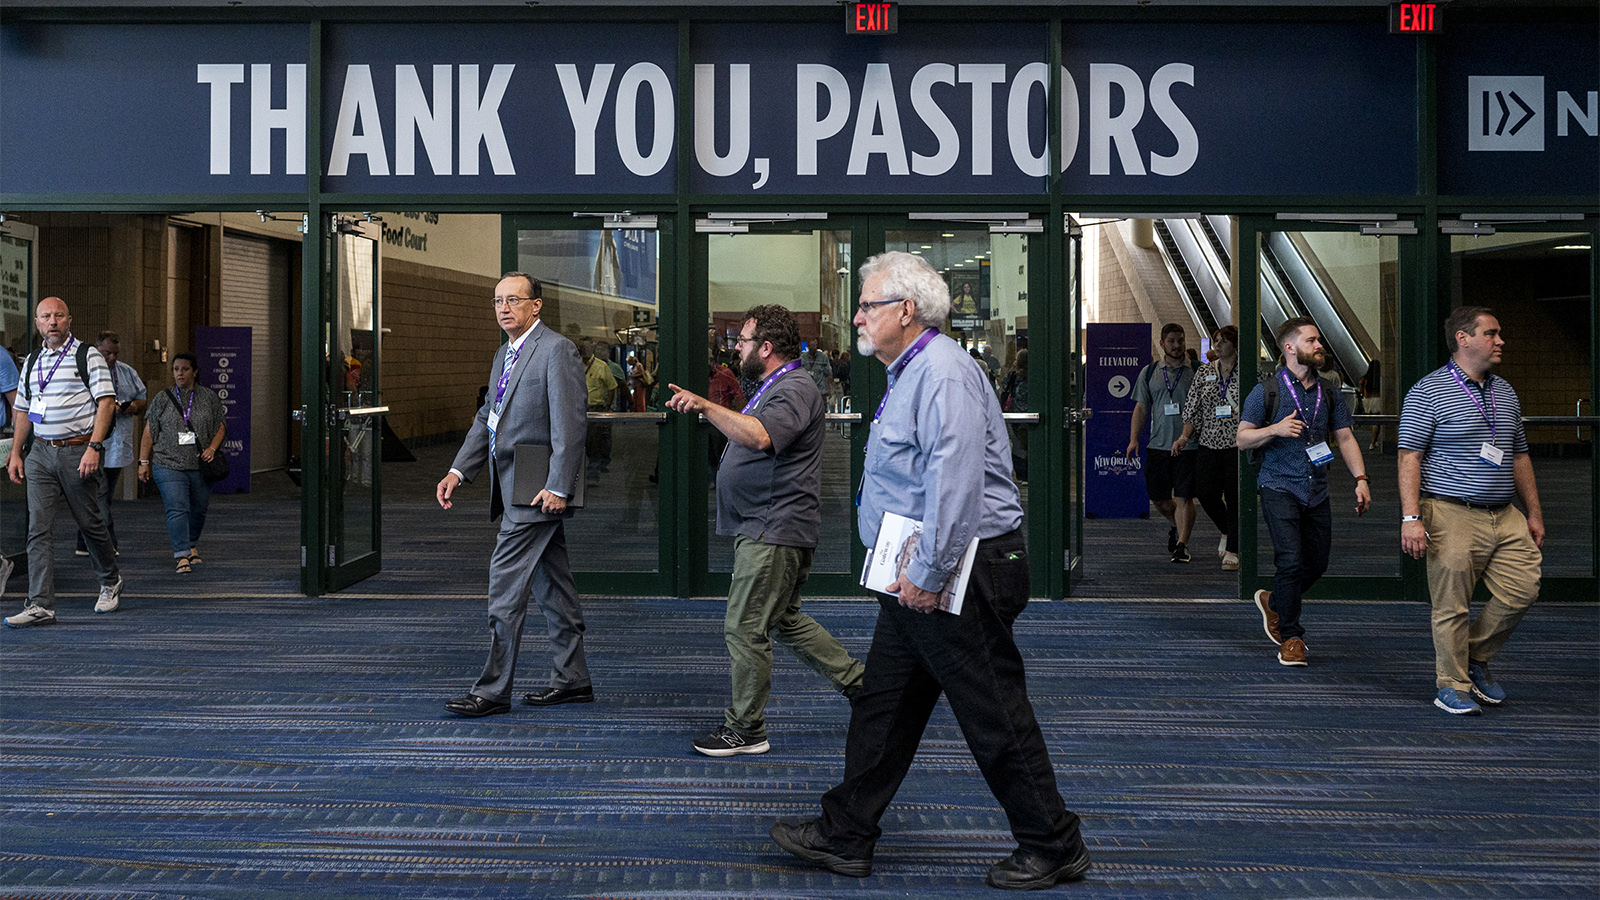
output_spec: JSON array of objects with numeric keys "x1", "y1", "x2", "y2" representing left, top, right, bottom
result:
[{"x1": 3, "y1": 588, "x2": 1596, "y2": 899}]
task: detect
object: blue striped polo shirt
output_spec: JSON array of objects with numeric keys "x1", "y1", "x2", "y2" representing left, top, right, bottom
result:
[
  {"x1": 1397, "y1": 362, "x2": 1526, "y2": 505},
  {"x1": 13, "y1": 336, "x2": 115, "y2": 441}
]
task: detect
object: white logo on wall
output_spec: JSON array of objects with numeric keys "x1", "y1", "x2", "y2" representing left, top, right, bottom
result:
[
  {"x1": 1468, "y1": 76, "x2": 1543, "y2": 151},
  {"x1": 1107, "y1": 375, "x2": 1131, "y2": 399}
]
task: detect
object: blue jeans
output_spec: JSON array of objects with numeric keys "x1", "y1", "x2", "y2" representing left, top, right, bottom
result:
[
  {"x1": 152, "y1": 464, "x2": 211, "y2": 558},
  {"x1": 1258, "y1": 488, "x2": 1332, "y2": 641}
]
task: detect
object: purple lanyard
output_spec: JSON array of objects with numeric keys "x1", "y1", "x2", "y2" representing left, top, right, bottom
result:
[
  {"x1": 178, "y1": 389, "x2": 196, "y2": 427},
  {"x1": 494, "y1": 344, "x2": 522, "y2": 409},
  {"x1": 871, "y1": 329, "x2": 940, "y2": 424},
  {"x1": 1279, "y1": 369, "x2": 1323, "y2": 438},
  {"x1": 1447, "y1": 360, "x2": 1498, "y2": 440},
  {"x1": 37, "y1": 337, "x2": 75, "y2": 393},
  {"x1": 1217, "y1": 365, "x2": 1234, "y2": 403},
  {"x1": 1161, "y1": 363, "x2": 1183, "y2": 399},
  {"x1": 741, "y1": 359, "x2": 803, "y2": 414}
]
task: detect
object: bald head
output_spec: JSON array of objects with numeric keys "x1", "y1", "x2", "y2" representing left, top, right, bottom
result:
[{"x1": 35, "y1": 296, "x2": 72, "y2": 349}]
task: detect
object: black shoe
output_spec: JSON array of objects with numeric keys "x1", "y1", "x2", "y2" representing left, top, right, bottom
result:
[
  {"x1": 1167, "y1": 526, "x2": 1178, "y2": 554},
  {"x1": 770, "y1": 819, "x2": 872, "y2": 877},
  {"x1": 523, "y1": 684, "x2": 594, "y2": 706},
  {"x1": 444, "y1": 694, "x2": 510, "y2": 718},
  {"x1": 986, "y1": 846, "x2": 1092, "y2": 891},
  {"x1": 1171, "y1": 542, "x2": 1191, "y2": 564}
]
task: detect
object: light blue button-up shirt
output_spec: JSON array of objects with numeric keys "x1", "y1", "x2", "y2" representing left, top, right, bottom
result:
[{"x1": 858, "y1": 331, "x2": 1023, "y2": 593}]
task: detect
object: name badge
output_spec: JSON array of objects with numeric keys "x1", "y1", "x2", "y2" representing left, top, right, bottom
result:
[
  {"x1": 1214, "y1": 405, "x2": 1234, "y2": 419},
  {"x1": 1163, "y1": 402, "x2": 1181, "y2": 416},
  {"x1": 1479, "y1": 442, "x2": 1505, "y2": 467},
  {"x1": 28, "y1": 398, "x2": 48, "y2": 423},
  {"x1": 1205, "y1": 373, "x2": 1218, "y2": 382},
  {"x1": 178, "y1": 431, "x2": 197, "y2": 445},
  {"x1": 1305, "y1": 440, "x2": 1334, "y2": 467},
  {"x1": 487, "y1": 410, "x2": 501, "y2": 433}
]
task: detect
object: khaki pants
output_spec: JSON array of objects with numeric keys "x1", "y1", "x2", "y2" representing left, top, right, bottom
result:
[{"x1": 1422, "y1": 498, "x2": 1541, "y2": 692}]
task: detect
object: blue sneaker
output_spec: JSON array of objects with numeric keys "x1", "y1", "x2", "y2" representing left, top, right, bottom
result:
[
  {"x1": 1434, "y1": 688, "x2": 1482, "y2": 716},
  {"x1": 1467, "y1": 662, "x2": 1506, "y2": 705}
]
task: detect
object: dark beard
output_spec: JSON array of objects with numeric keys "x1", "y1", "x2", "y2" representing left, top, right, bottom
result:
[{"x1": 740, "y1": 352, "x2": 765, "y2": 381}]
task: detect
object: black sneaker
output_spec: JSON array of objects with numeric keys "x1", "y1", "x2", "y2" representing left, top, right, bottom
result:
[
  {"x1": 1167, "y1": 526, "x2": 1179, "y2": 554},
  {"x1": 1171, "y1": 542, "x2": 1191, "y2": 564},
  {"x1": 693, "y1": 724, "x2": 770, "y2": 757}
]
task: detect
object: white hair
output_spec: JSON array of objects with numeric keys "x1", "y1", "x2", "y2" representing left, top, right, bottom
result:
[{"x1": 859, "y1": 251, "x2": 950, "y2": 328}]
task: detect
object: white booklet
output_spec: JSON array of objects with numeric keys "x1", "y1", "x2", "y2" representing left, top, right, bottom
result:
[{"x1": 859, "y1": 511, "x2": 981, "y2": 616}]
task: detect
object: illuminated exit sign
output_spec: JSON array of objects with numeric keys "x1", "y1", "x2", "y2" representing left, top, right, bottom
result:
[
  {"x1": 1389, "y1": 2, "x2": 1442, "y2": 34},
  {"x1": 847, "y1": 2, "x2": 898, "y2": 35}
]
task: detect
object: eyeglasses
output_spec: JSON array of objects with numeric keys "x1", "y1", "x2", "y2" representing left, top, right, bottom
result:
[
  {"x1": 732, "y1": 336, "x2": 761, "y2": 347},
  {"x1": 857, "y1": 298, "x2": 905, "y2": 315},
  {"x1": 491, "y1": 296, "x2": 534, "y2": 309}
]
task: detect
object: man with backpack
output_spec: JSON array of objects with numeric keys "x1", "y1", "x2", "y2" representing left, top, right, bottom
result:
[
  {"x1": 1125, "y1": 323, "x2": 1201, "y2": 563},
  {"x1": 1237, "y1": 317, "x2": 1370, "y2": 667},
  {"x1": 5, "y1": 297, "x2": 125, "y2": 627}
]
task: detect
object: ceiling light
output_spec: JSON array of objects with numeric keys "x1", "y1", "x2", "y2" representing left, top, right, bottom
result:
[
  {"x1": 941, "y1": 233, "x2": 955, "y2": 238},
  {"x1": 1553, "y1": 244, "x2": 1591, "y2": 251},
  {"x1": 920, "y1": 244, "x2": 932, "y2": 249}
]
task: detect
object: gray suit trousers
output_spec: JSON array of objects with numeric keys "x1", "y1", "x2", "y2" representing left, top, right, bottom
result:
[
  {"x1": 25, "y1": 442, "x2": 119, "y2": 609},
  {"x1": 472, "y1": 516, "x2": 588, "y2": 702}
]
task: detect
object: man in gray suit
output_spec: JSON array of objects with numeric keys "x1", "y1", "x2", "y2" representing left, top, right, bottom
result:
[{"x1": 436, "y1": 272, "x2": 592, "y2": 718}]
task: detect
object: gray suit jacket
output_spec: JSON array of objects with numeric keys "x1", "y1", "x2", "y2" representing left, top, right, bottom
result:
[{"x1": 450, "y1": 323, "x2": 587, "y2": 524}]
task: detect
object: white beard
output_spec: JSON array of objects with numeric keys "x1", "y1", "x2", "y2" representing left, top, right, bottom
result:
[{"x1": 856, "y1": 334, "x2": 876, "y2": 357}]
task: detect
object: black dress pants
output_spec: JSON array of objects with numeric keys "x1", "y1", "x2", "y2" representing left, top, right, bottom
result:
[{"x1": 818, "y1": 529, "x2": 1082, "y2": 860}]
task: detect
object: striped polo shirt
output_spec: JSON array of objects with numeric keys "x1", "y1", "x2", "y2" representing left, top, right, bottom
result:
[
  {"x1": 13, "y1": 335, "x2": 115, "y2": 441},
  {"x1": 1397, "y1": 361, "x2": 1526, "y2": 505}
]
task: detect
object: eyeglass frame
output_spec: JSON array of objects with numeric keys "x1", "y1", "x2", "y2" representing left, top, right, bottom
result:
[
  {"x1": 856, "y1": 297, "x2": 906, "y2": 315},
  {"x1": 491, "y1": 295, "x2": 536, "y2": 309}
]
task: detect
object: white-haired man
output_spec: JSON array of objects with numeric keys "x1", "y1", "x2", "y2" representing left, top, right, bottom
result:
[{"x1": 770, "y1": 251, "x2": 1089, "y2": 890}]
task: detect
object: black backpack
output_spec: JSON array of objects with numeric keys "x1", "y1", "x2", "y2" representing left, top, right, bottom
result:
[
  {"x1": 1245, "y1": 368, "x2": 1341, "y2": 469},
  {"x1": 21, "y1": 340, "x2": 94, "y2": 398}
]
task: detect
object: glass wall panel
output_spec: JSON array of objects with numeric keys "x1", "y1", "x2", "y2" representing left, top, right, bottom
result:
[
  {"x1": 705, "y1": 230, "x2": 853, "y2": 574},
  {"x1": 518, "y1": 228, "x2": 661, "y2": 573},
  {"x1": 1448, "y1": 232, "x2": 1594, "y2": 578},
  {"x1": 1255, "y1": 231, "x2": 1401, "y2": 580}
]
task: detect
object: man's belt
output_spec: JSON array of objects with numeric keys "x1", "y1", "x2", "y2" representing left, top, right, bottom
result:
[
  {"x1": 39, "y1": 434, "x2": 92, "y2": 447},
  {"x1": 1422, "y1": 491, "x2": 1510, "y2": 512}
]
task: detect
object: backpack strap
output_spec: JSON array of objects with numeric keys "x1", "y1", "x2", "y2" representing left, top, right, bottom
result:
[{"x1": 76, "y1": 340, "x2": 92, "y2": 389}]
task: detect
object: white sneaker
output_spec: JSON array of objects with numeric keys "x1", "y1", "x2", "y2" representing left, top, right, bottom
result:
[
  {"x1": 95, "y1": 577, "x2": 124, "y2": 614},
  {"x1": 5, "y1": 604, "x2": 56, "y2": 628},
  {"x1": 0, "y1": 557, "x2": 13, "y2": 598}
]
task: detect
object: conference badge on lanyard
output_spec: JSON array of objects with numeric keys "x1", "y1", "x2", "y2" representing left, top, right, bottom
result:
[{"x1": 1448, "y1": 361, "x2": 1504, "y2": 468}]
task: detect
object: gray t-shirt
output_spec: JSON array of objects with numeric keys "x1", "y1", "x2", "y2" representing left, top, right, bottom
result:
[
  {"x1": 716, "y1": 367, "x2": 824, "y2": 548},
  {"x1": 146, "y1": 385, "x2": 225, "y2": 470},
  {"x1": 1132, "y1": 359, "x2": 1198, "y2": 451}
]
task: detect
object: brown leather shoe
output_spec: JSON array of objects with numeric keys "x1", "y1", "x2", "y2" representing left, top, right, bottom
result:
[
  {"x1": 1277, "y1": 637, "x2": 1308, "y2": 667},
  {"x1": 1254, "y1": 590, "x2": 1281, "y2": 645}
]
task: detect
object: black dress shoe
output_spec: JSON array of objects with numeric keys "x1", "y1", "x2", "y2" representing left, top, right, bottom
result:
[
  {"x1": 522, "y1": 684, "x2": 594, "y2": 706},
  {"x1": 770, "y1": 819, "x2": 872, "y2": 877},
  {"x1": 444, "y1": 694, "x2": 511, "y2": 718},
  {"x1": 986, "y1": 846, "x2": 1092, "y2": 891}
]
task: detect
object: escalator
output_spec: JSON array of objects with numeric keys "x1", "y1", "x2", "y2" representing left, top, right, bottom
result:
[{"x1": 1150, "y1": 216, "x2": 1376, "y2": 382}]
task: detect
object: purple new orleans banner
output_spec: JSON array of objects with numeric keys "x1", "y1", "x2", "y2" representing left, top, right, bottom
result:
[
  {"x1": 195, "y1": 326, "x2": 251, "y2": 494},
  {"x1": 1084, "y1": 322, "x2": 1151, "y2": 518}
]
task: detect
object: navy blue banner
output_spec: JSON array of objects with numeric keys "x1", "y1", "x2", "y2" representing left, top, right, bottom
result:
[
  {"x1": 690, "y1": 22, "x2": 1050, "y2": 195},
  {"x1": 1084, "y1": 323, "x2": 1151, "y2": 519},
  {"x1": 1060, "y1": 24, "x2": 1418, "y2": 196},
  {"x1": 1436, "y1": 24, "x2": 1599, "y2": 197},
  {"x1": 321, "y1": 23, "x2": 677, "y2": 195},
  {"x1": 196, "y1": 326, "x2": 252, "y2": 494},
  {"x1": 1, "y1": 24, "x2": 310, "y2": 195}
]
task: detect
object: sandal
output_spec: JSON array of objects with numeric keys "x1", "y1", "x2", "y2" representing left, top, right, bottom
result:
[
  {"x1": 176, "y1": 557, "x2": 193, "y2": 574},
  {"x1": 187, "y1": 551, "x2": 203, "y2": 566}
]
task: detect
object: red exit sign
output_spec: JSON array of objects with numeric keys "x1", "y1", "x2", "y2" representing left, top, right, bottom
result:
[
  {"x1": 1389, "y1": 2, "x2": 1442, "y2": 34},
  {"x1": 847, "y1": 2, "x2": 898, "y2": 35}
]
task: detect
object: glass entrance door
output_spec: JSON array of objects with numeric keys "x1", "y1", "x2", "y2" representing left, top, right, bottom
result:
[
  {"x1": 1, "y1": 219, "x2": 39, "y2": 574},
  {"x1": 505, "y1": 215, "x2": 670, "y2": 594},
  {"x1": 315, "y1": 215, "x2": 385, "y2": 592},
  {"x1": 694, "y1": 220, "x2": 861, "y2": 597},
  {"x1": 1239, "y1": 217, "x2": 1417, "y2": 600}
]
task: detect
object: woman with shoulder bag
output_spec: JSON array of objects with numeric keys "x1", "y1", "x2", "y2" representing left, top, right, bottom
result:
[{"x1": 138, "y1": 353, "x2": 226, "y2": 574}]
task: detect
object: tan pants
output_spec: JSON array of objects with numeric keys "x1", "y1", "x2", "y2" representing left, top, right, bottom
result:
[{"x1": 1422, "y1": 498, "x2": 1542, "y2": 692}]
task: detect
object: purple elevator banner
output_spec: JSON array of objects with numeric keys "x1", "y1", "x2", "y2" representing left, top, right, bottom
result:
[
  {"x1": 196, "y1": 326, "x2": 251, "y2": 494},
  {"x1": 1085, "y1": 323, "x2": 1150, "y2": 518}
]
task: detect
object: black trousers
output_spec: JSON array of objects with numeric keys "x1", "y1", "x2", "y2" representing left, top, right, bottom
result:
[
  {"x1": 818, "y1": 529, "x2": 1082, "y2": 860},
  {"x1": 1194, "y1": 445, "x2": 1238, "y2": 554}
]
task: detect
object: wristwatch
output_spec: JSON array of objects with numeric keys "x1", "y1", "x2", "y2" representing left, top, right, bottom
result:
[{"x1": 88, "y1": 441, "x2": 104, "y2": 452}]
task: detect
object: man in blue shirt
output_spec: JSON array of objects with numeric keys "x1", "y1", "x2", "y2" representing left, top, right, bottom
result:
[
  {"x1": 1237, "y1": 317, "x2": 1370, "y2": 667},
  {"x1": 0, "y1": 346, "x2": 18, "y2": 597},
  {"x1": 1398, "y1": 307, "x2": 1543, "y2": 716},
  {"x1": 769, "y1": 251, "x2": 1089, "y2": 891}
]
